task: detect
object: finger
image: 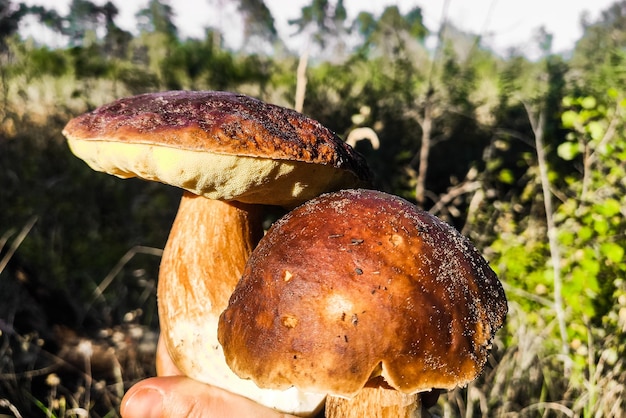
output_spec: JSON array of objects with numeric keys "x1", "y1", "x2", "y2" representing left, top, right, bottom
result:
[
  {"x1": 120, "y1": 376, "x2": 298, "y2": 418},
  {"x1": 155, "y1": 333, "x2": 182, "y2": 376}
]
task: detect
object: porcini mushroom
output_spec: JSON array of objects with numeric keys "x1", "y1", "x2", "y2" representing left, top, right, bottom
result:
[
  {"x1": 62, "y1": 91, "x2": 371, "y2": 415},
  {"x1": 218, "y1": 189, "x2": 508, "y2": 417}
]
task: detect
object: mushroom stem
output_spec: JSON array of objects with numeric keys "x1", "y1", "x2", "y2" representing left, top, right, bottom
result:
[
  {"x1": 157, "y1": 191, "x2": 264, "y2": 381},
  {"x1": 158, "y1": 192, "x2": 327, "y2": 415},
  {"x1": 325, "y1": 377, "x2": 422, "y2": 418}
]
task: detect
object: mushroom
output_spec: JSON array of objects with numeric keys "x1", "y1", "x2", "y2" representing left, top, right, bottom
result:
[
  {"x1": 218, "y1": 189, "x2": 508, "y2": 417},
  {"x1": 62, "y1": 91, "x2": 371, "y2": 416}
]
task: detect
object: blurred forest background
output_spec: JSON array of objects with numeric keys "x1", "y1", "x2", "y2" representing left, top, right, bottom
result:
[{"x1": 0, "y1": 0, "x2": 625, "y2": 416}]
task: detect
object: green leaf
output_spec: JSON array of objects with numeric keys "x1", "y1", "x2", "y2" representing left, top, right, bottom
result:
[
  {"x1": 558, "y1": 229, "x2": 575, "y2": 246},
  {"x1": 498, "y1": 169, "x2": 515, "y2": 184},
  {"x1": 578, "y1": 226, "x2": 593, "y2": 241},
  {"x1": 580, "y1": 254, "x2": 601, "y2": 277},
  {"x1": 557, "y1": 141, "x2": 580, "y2": 160},
  {"x1": 587, "y1": 120, "x2": 605, "y2": 141},
  {"x1": 596, "y1": 199, "x2": 622, "y2": 217},
  {"x1": 581, "y1": 96, "x2": 597, "y2": 109},
  {"x1": 561, "y1": 109, "x2": 579, "y2": 128},
  {"x1": 600, "y1": 242, "x2": 624, "y2": 264},
  {"x1": 594, "y1": 217, "x2": 609, "y2": 234},
  {"x1": 562, "y1": 96, "x2": 574, "y2": 107}
]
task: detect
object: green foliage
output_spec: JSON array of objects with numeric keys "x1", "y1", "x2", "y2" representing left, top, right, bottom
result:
[
  {"x1": 488, "y1": 87, "x2": 626, "y2": 393},
  {"x1": 557, "y1": 92, "x2": 626, "y2": 328}
]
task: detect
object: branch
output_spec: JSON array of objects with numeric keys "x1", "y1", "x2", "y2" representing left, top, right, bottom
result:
[
  {"x1": 414, "y1": 98, "x2": 433, "y2": 207},
  {"x1": 501, "y1": 281, "x2": 554, "y2": 308},
  {"x1": 522, "y1": 101, "x2": 570, "y2": 365},
  {"x1": 495, "y1": 127, "x2": 535, "y2": 148},
  {"x1": 429, "y1": 181, "x2": 481, "y2": 216},
  {"x1": 581, "y1": 97, "x2": 622, "y2": 199}
]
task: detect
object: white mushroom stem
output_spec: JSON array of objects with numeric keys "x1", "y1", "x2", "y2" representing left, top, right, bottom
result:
[
  {"x1": 157, "y1": 191, "x2": 325, "y2": 416},
  {"x1": 158, "y1": 191, "x2": 263, "y2": 326},
  {"x1": 325, "y1": 377, "x2": 422, "y2": 418},
  {"x1": 156, "y1": 191, "x2": 261, "y2": 382}
]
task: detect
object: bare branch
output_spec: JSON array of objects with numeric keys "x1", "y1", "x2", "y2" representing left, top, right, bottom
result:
[
  {"x1": 581, "y1": 97, "x2": 623, "y2": 199},
  {"x1": 429, "y1": 181, "x2": 481, "y2": 216},
  {"x1": 522, "y1": 101, "x2": 570, "y2": 365},
  {"x1": 414, "y1": 98, "x2": 433, "y2": 207}
]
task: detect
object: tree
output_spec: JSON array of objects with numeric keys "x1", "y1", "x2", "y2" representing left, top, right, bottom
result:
[
  {"x1": 0, "y1": 0, "x2": 28, "y2": 51},
  {"x1": 354, "y1": 5, "x2": 428, "y2": 59},
  {"x1": 572, "y1": 1, "x2": 626, "y2": 92},
  {"x1": 64, "y1": 0, "x2": 105, "y2": 46},
  {"x1": 101, "y1": 1, "x2": 133, "y2": 60},
  {"x1": 236, "y1": 0, "x2": 278, "y2": 53},
  {"x1": 136, "y1": 0, "x2": 178, "y2": 40},
  {"x1": 406, "y1": 21, "x2": 482, "y2": 210},
  {"x1": 289, "y1": 0, "x2": 348, "y2": 50},
  {"x1": 289, "y1": 0, "x2": 350, "y2": 111}
]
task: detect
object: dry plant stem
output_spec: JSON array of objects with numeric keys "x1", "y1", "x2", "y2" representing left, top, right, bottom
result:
[
  {"x1": 325, "y1": 379, "x2": 421, "y2": 418},
  {"x1": 414, "y1": 96, "x2": 432, "y2": 208},
  {"x1": 294, "y1": 42, "x2": 309, "y2": 113},
  {"x1": 157, "y1": 191, "x2": 264, "y2": 374},
  {"x1": 523, "y1": 103, "x2": 569, "y2": 365}
]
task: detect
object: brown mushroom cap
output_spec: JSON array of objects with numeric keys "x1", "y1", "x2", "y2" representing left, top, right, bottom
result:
[
  {"x1": 62, "y1": 90, "x2": 371, "y2": 207},
  {"x1": 218, "y1": 189, "x2": 507, "y2": 398}
]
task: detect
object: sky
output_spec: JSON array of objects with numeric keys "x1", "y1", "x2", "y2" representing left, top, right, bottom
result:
[{"x1": 19, "y1": 0, "x2": 617, "y2": 58}]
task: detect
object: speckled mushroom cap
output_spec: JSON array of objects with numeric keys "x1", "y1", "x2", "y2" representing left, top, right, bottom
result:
[
  {"x1": 218, "y1": 189, "x2": 508, "y2": 398},
  {"x1": 62, "y1": 91, "x2": 371, "y2": 207}
]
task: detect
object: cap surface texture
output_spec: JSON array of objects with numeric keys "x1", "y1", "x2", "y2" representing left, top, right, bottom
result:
[
  {"x1": 63, "y1": 91, "x2": 370, "y2": 206},
  {"x1": 218, "y1": 189, "x2": 507, "y2": 397}
]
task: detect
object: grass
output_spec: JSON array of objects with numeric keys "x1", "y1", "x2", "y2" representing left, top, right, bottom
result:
[
  {"x1": 1, "y1": 219, "x2": 159, "y2": 418},
  {"x1": 429, "y1": 303, "x2": 625, "y2": 418}
]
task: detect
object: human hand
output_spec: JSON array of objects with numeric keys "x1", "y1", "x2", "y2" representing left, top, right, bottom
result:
[
  {"x1": 120, "y1": 376, "x2": 299, "y2": 418},
  {"x1": 120, "y1": 335, "x2": 298, "y2": 418}
]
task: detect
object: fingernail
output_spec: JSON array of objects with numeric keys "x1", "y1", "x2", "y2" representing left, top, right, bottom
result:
[{"x1": 123, "y1": 388, "x2": 163, "y2": 418}]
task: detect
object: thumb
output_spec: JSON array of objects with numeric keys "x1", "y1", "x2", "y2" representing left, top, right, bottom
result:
[{"x1": 120, "y1": 376, "x2": 298, "y2": 418}]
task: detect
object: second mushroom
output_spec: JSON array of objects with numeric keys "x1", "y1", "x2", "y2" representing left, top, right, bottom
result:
[{"x1": 219, "y1": 189, "x2": 508, "y2": 417}]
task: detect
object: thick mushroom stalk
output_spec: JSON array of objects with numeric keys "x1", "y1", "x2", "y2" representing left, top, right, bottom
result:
[
  {"x1": 325, "y1": 378, "x2": 421, "y2": 418},
  {"x1": 158, "y1": 191, "x2": 264, "y2": 379}
]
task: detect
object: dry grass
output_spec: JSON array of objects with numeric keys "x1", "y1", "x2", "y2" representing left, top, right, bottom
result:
[
  {"x1": 1, "y1": 222, "x2": 159, "y2": 418},
  {"x1": 430, "y1": 301, "x2": 625, "y2": 418},
  {"x1": 0, "y1": 320, "x2": 157, "y2": 418}
]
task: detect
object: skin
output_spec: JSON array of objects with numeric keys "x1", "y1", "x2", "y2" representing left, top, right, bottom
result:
[{"x1": 120, "y1": 335, "x2": 298, "y2": 418}]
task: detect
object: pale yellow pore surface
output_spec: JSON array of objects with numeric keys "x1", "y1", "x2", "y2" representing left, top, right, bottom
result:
[{"x1": 67, "y1": 138, "x2": 361, "y2": 207}]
